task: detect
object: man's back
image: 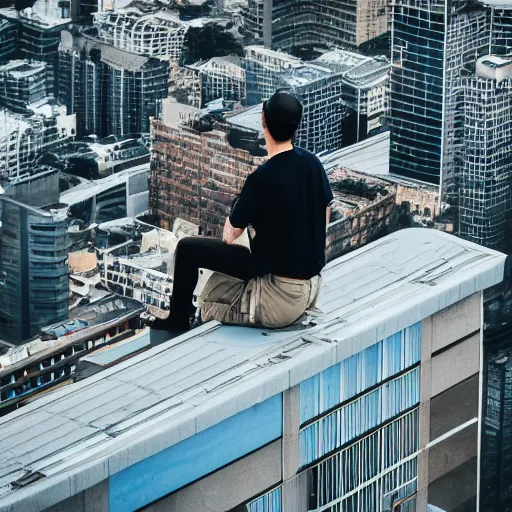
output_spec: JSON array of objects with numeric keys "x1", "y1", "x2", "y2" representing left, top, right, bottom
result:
[{"x1": 230, "y1": 147, "x2": 333, "y2": 279}]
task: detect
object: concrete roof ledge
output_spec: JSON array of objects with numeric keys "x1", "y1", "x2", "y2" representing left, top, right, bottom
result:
[{"x1": 0, "y1": 229, "x2": 506, "y2": 512}]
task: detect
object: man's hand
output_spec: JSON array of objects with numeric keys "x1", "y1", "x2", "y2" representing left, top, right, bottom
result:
[{"x1": 223, "y1": 216, "x2": 244, "y2": 244}]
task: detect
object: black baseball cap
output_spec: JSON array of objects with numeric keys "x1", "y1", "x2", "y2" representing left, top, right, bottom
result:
[{"x1": 262, "y1": 92, "x2": 303, "y2": 142}]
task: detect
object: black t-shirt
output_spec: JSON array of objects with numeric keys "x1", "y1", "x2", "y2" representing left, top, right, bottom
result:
[{"x1": 229, "y1": 147, "x2": 333, "y2": 280}]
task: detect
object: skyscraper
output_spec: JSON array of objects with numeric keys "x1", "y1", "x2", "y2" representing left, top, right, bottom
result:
[
  {"x1": 389, "y1": 0, "x2": 489, "y2": 185},
  {"x1": 0, "y1": 197, "x2": 69, "y2": 345}
]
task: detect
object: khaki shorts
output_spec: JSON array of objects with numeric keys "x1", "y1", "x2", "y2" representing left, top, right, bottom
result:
[{"x1": 198, "y1": 272, "x2": 322, "y2": 329}]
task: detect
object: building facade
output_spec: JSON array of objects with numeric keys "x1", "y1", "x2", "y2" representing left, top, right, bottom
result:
[
  {"x1": 243, "y1": 47, "x2": 389, "y2": 152},
  {"x1": 243, "y1": 0, "x2": 388, "y2": 53},
  {"x1": 457, "y1": 56, "x2": 512, "y2": 250},
  {"x1": 0, "y1": 197, "x2": 69, "y2": 345},
  {"x1": 482, "y1": 338, "x2": 512, "y2": 511},
  {"x1": 0, "y1": 19, "x2": 17, "y2": 61},
  {"x1": 0, "y1": 109, "x2": 74, "y2": 182},
  {"x1": 0, "y1": 0, "x2": 72, "y2": 94},
  {"x1": 150, "y1": 104, "x2": 263, "y2": 237}
]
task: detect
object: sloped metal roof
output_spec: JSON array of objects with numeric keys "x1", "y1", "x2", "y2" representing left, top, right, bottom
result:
[{"x1": 0, "y1": 229, "x2": 506, "y2": 512}]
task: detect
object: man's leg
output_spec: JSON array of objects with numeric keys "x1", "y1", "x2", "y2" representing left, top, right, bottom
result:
[{"x1": 168, "y1": 237, "x2": 255, "y2": 330}]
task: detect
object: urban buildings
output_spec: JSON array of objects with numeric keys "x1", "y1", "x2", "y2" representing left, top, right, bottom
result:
[
  {"x1": 59, "y1": 165, "x2": 150, "y2": 228},
  {"x1": 0, "y1": 109, "x2": 75, "y2": 182},
  {"x1": 314, "y1": 50, "x2": 389, "y2": 144},
  {"x1": 1, "y1": 167, "x2": 61, "y2": 208},
  {"x1": 243, "y1": 46, "x2": 389, "y2": 152},
  {"x1": 277, "y1": 51, "x2": 389, "y2": 153},
  {"x1": 0, "y1": 295, "x2": 145, "y2": 415},
  {"x1": 284, "y1": 59, "x2": 350, "y2": 149},
  {"x1": 457, "y1": 56, "x2": 512, "y2": 250},
  {"x1": 169, "y1": 65, "x2": 203, "y2": 107},
  {"x1": 58, "y1": 30, "x2": 169, "y2": 138},
  {"x1": 326, "y1": 167, "x2": 395, "y2": 260},
  {"x1": 92, "y1": 9, "x2": 188, "y2": 65},
  {"x1": 187, "y1": 56, "x2": 247, "y2": 106},
  {"x1": 44, "y1": 134, "x2": 150, "y2": 179},
  {"x1": 244, "y1": 45, "x2": 302, "y2": 105},
  {"x1": 0, "y1": 60, "x2": 53, "y2": 114},
  {"x1": 0, "y1": 229, "x2": 505, "y2": 512},
  {"x1": 482, "y1": 333, "x2": 512, "y2": 511},
  {"x1": 389, "y1": 0, "x2": 489, "y2": 187},
  {"x1": 0, "y1": 196, "x2": 69, "y2": 346},
  {"x1": 389, "y1": 0, "x2": 512, "y2": 250},
  {"x1": 0, "y1": 0, "x2": 72, "y2": 87},
  {"x1": 243, "y1": 0, "x2": 388, "y2": 53}
]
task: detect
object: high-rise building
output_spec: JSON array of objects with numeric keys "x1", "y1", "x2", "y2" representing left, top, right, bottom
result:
[
  {"x1": 389, "y1": 0, "x2": 491, "y2": 186},
  {"x1": 275, "y1": 51, "x2": 389, "y2": 153},
  {"x1": 187, "y1": 57, "x2": 247, "y2": 106},
  {"x1": 244, "y1": 47, "x2": 389, "y2": 152},
  {"x1": 280, "y1": 63, "x2": 349, "y2": 153},
  {"x1": 313, "y1": 50, "x2": 390, "y2": 145},
  {"x1": 0, "y1": 60, "x2": 53, "y2": 114},
  {"x1": 0, "y1": 197, "x2": 69, "y2": 345},
  {"x1": 0, "y1": 109, "x2": 75, "y2": 181},
  {"x1": 482, "y1": 326, "x2": 512, "y2": 512},
  {"x1": 0, "y1": 229, "x2": 505, "y2": 512},
  {"x1": 59, "y1": 31, "x2": 169, "y2": 138},
  {"x1": 0, "y1": 0, "x2": 72, "y2": 91},
  {"x1": 389, "y1": 0, "x2": 512, "y2": 249},
  {"x1": 242, "y1": 0, "x2": 388, "y2": 53},
  {"x1": 458, "y1": 56, "x2": 512, "y2": 250}
]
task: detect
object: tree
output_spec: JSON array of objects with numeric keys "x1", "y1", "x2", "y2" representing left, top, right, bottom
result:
[{"x1": 182, "y1": 24, "x2": 244, "y2": 65}]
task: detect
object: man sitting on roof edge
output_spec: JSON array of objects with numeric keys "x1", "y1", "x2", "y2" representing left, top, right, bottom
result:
[{"x1": 165, "y1": 91, "x2": 333, "y2": 333}]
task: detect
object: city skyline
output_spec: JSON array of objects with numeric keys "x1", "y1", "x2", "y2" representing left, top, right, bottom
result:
[{"x1": 0, "y1": 0, "x2": 511, "y2": 510}]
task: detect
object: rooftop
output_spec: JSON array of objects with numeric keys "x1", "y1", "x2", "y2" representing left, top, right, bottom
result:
[
  {"x1": 0, "y1": 60, "x2": 47, "y2": 79},
  {"x1": 281, "y1": 64, "x2": 333, "y2": 87},
  {"x1": 320, "y1": 131, "x2": 390, "y2": 175},
  {"x1": 187, "y1": 56, "x2": 244, "y2": 73},
  {"x1": 59, "y1": 165, "x2": 149, "y2": 206},
  {"x1": 244, "y1": 45, "x2": 303, "y2": 64},
  {"x1": 0, "y1": 295, "x2": 145, "y2": 372},
  {"x1": 0, "y1": 4, "x2": 71, "y2": 28},
  {"x1": 0, "y1": 228, "x2": 506, "y2": 511},
  {"x1": 0, "y1": 110, "x2": 31, "y2": 139},
  {"x1": 225, "y1": 104, "x2": 263, "y2": 133}
]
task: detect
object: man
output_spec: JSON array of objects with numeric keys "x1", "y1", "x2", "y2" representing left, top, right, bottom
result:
[{"x1": 167, "y1": 91, "x2": 333, "y2": 332}]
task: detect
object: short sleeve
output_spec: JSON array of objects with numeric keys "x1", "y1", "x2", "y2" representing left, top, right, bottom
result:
[
  {"x1": 229, "y1": 172, "x2": 260, "y2": 229},
  {"x1": 320, "y1": 164, "x2": 333, "y2": 207}
]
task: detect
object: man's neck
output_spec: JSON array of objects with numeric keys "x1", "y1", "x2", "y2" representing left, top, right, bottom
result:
[{"x1": 266, "y1": 139, "x2": 293, "y2": 159}]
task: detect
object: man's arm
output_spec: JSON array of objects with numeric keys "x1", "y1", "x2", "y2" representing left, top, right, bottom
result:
[
  {"x1": 326, "y1": 206, "x2": 331, "y2": 233},
  {"x1": 223, "y1": 216, "x2": 244, "y2": 244},
  {"x1": 225, "y1": 173, "x2": 260, "y2": 244}
]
